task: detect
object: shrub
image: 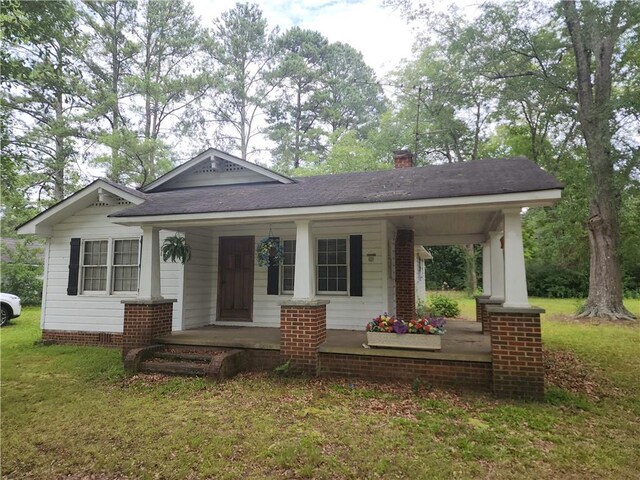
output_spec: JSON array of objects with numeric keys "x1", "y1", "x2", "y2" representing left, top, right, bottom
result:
[
  {"x1": 526, "y1": 263, "x2": 588, "y2": 298},
  {"x1": 428, "y1": 294, "x2": 460, "y2": 318}
]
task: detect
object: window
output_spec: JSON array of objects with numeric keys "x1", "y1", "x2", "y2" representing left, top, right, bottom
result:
[
  {"x1": 281, "y1": 239, "x2": 296, "y2": 293},
  {"x1": 317, "y1": 238, "x2": 348, "y2": 293},
  {"x1": 112, "y1": 239, "x2": 139, "y2": 292},
  {"x1": 82, "y1": 240, "x2": 108, "y2": 291},
  {"x1": 81, "y1": 238, "x2": 139, "y2": 294}
]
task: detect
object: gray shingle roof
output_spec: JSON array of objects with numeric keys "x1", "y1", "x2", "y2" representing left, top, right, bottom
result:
[{"x1": 110, "y1": 157, "x2": 562, "y2": 218}]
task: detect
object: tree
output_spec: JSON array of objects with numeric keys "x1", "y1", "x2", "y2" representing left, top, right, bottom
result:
[
  {"x1": 395, "y1": 0, "x2": 639, "y2": 318},
  {"x1": 128, "y1": 0, "x2": 209, "y2": 186},
  {"x1": 80, "y1": 0, "x2": 138, "y2": 183},
  {"x1": 266, "y1": 27, "x2": 329, "y2": 171},
  {"x1": 204, "y1": 2, "x2": 277, "y2": 160},
  {"x1": 320, "y1": 42, "x2": 386, "y2": 137},
  {"x1": 562, "y1": 0, "x2": 637, "y2": 319},
  {"x1": 1, "y1": 0, "x2": 85, "y2": 203}
]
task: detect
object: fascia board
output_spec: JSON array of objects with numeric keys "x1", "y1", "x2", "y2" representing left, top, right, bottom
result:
[{"x1": 111, "y1": 189, "x2": 562, "y2": 228}]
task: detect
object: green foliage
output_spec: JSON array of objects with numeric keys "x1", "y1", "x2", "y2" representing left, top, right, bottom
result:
[
  {"x1": 526, "y1": 263, "x2": 589, "y2": 299},
  {"x1": 427, "y1": 294, "x2": 460, "y2": 318},
  {"x1": 425, "y1": 246, "x2": 467, "y2": 290},
  {"x1": 0, "y1": 240, "x2": 43, "y2": 305},
  {"x1": 415, "y1": 298, "x2": 429, "y2": 318},
  {"x1": 161, "y1": 235, "x2": 191, "y2": 264}
]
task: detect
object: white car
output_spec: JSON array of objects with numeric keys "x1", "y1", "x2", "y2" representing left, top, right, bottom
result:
[{"x1": 1, "y1": 293, "x2": 21, "y2": 327}]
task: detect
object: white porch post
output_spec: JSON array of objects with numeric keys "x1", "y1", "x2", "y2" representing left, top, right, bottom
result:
[
  {"x1": 488, "y1": 230, "x2": 504, "y2": 301},
  {"x1": 482, "y1": 240, "x2": 492, "y2": 296},
  {"x1": 292, "y1": 219, "x2": 315, "y2": 301},
  {"x1": 502, "y1": 208, "x2": 530, "y2": 308},
  {"x1": 139, "y1": 225, "x2": 162, "y2": 299}
]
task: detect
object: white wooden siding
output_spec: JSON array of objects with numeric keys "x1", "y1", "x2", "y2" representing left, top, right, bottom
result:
[
  {"x1": 43, "y1": 203, "x2": 183, "y2": 333},
  {"x1": 186, "y1": 220, "x2": 387, "y2": 330},
  {"x1": 181, "y1": 228, "x2": 214, "y2": 329},
  {"x1": 159, "y1": 168, "x2": 276, "y2": 190}
]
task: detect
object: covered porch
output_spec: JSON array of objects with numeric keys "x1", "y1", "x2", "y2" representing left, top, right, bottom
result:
[{"x1": 153, "y1": 319, "x2": 492, "y2": 362}]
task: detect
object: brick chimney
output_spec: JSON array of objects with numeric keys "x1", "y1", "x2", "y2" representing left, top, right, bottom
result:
[{"x1": 393, "y1": 150, "x2": 413, "y2": 168}]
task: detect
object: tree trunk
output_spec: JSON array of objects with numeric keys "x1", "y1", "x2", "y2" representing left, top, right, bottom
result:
[
  {"x1": 563, "y1": 0, "x2": 635, "y2": 320},
  {"x1": 463, "y1": 244, "x2": 477, "y2": 296}
]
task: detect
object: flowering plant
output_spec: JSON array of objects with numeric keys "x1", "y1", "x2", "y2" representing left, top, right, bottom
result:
[
  {"x1": 366, "y1": 313, "x2": 446, "y2": 335},
  {"x1": 256, "y1": 237, "x2": 284, "y2": 267}
]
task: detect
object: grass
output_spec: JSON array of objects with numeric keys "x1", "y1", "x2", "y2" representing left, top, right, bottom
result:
[
  {"x1": 426, "y1": 290, "x2": 640, "y2": 321},
  {"x1": 2, "y1": 305, "x2": 640, "y2": 479}
]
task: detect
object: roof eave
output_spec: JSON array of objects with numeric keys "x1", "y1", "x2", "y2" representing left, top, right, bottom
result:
[{"x1": 110, "y1": 188, "x2": 562, "y2": 228}]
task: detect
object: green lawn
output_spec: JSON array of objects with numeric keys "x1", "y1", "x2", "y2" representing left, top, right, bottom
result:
[
  {"x1": 2, "y1": 306, "x2": 639, "y2": 479},
  {"x1": 426, "y1": 290, "x2": 640, "y2": 322}
]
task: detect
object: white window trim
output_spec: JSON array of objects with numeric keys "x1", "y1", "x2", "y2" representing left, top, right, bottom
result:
[
  {"x1": 315, "y1": 236, "x2": 349, "y2": 296},
  {"x1": 80, "y1": 237, "x2": 140, "y2": 296},
  {"x1": 280, "y1": 237, "x2": 296, "y2": 295}
]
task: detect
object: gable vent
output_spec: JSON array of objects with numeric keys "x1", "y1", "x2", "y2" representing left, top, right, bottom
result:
[{"x1": 194, "y1": 159, "x2": 247, "y2": 175}]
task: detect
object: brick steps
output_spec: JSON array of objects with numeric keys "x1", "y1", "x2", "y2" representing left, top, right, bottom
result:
[
  {"x1": 125, "y1": 345, "x2": 248, "y2": 381},
  {"x1": 140, "y1": 358, "x2": 208, "y2": 376}
]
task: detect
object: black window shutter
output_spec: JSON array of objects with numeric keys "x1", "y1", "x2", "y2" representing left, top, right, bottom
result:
[
  {"x1": 350, "y1": 235, "x2": 363, "y2": 296},
  {"x1": 266, "y1": 237, "x2": 280, "y2": 295},
  {"x1": 67, "y1": 238, "x2": 81, "y2": 295}
]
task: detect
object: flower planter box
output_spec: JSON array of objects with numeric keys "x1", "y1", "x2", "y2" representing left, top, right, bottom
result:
[{"x1": 366, "y1": 332, "x2": 442, "y2": 351}]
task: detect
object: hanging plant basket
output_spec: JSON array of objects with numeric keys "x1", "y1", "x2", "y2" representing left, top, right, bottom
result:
[
  {"x1": 256, "y1": 237, "x2": 283, "y2": 267},
  {"x1": 161, "y1": 234, "x2": 192, "y2": 264}
]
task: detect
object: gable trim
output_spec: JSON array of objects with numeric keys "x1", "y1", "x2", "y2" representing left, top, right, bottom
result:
[
  {"x1": 16, "y1": 179, "x2": 146, "y2": 236},
  {"x1": 141, "y1": 148, "x2": 294, "y2": 192}
]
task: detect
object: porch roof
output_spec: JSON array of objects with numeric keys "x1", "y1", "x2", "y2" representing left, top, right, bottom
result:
[{"x1": 110, "y1": 157, "x2": 562, "y2": 219}]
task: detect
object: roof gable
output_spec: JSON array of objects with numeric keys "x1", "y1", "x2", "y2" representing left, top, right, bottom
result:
[
  {"x1": 16, "y1": 179, "x2": 146, "y2": 236},
  {"x1": 141, "y1": 148, "x2": 294, "y2": 192}
]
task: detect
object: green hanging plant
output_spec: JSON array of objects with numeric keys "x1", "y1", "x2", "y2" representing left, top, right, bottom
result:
[
  {"x1": 256, "y1": 237, "x2": 283, "y2": 267},
  {"x1": 161, "y1": 234, "x2": 192, "y2": 264}
]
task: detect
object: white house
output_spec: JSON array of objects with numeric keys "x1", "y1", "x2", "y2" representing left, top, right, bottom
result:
[{"x1": 18, "y1": 148, "x2": 562, "y2": 398}]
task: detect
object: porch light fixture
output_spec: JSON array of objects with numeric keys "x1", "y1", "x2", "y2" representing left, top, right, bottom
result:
[{"x1": 367, "y1": 253, "x2": 376, "y2": 262}]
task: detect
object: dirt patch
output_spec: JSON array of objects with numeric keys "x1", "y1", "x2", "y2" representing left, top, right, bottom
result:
[
  {"x1": 120, "y1": 373, "x2": 174, "y2": 388},
  {"x1": 544, "y1": 350, "x2": 622, "y2": 401}
]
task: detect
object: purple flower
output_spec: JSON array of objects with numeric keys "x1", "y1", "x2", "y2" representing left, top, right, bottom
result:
[{"x1": 393, "y1": 321, "x2": 409, "y2": 334}]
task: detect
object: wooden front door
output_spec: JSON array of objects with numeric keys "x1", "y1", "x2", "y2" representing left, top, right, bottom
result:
[{"x1": 217, "y1": 236, "x2": 254, "y2": 322}]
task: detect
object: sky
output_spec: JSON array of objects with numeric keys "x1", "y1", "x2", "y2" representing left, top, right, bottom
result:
[{"x1": 189, "y1": 0, "x2": 417, "y2": 78}]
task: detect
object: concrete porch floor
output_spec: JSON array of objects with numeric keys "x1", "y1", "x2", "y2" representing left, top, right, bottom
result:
[{"x1": 154, "y1": 319, "x2": 492, "y2": 363}]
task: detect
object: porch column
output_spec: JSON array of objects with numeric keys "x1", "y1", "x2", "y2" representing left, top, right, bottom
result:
[
  {"x1": 395, "y1": 229, "x2": 416, "y2": 321},
  {"x1": 482, "y1": 240, "x2": 492, "y2": 296},
  {"x1": 502, "y1": 209, "x2": 529, "y2": 308},
  {"x1": 139, "y1": 225, "x2": 162, "y2": 299},
  {"x1": 280, "y1": 219, "x2": 328, "y2": 375},
  {"x1": 488, "y1": 231, "x2": 504, "y2": 301},
  {"x1": 292, "y1": 219, "x2": 315, "y2": 301},
  {"x1": 122, "y1": 225, "x2": 175, "y2": 359}
]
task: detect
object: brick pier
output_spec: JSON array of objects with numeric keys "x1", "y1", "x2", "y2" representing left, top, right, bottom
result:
[
  {"x1": 280, "y1": 300, "x2": 329, "y2": 374},
  {"x1": 487, "y1": 305, "x2": 545, "y2": 399},
  {"x1": 395, "y1": 229, "x2": 416, "y2": 321},
  {"x1": 122, "y1": 299, "x2": 176, "y2": 357}
]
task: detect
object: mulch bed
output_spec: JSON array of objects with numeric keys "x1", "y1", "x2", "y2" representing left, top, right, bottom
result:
[{"x1": 544, "y1": 349, "x2": 621, "y2": 401}]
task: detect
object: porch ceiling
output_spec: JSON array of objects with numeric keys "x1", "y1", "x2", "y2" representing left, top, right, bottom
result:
[{"x1": 390, "y1": 210, "x2": 501, "y2": 246}]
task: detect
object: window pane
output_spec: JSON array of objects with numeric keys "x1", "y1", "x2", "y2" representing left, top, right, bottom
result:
[
  {"x1": 83, "y1": 266, "x2": 107, "y2": 291},
  {"x1": 113, "y1": 265, "x2": 138, "y2": 292}
]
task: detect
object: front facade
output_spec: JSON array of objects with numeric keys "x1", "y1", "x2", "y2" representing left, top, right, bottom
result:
[{"x1": 19, "y1": 149, "x2": 562, "y2": 398}]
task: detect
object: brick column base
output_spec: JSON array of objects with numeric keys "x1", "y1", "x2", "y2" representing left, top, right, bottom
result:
[
  {"x1": 280, "y1": 300, "x2": 329, "y2": 375},
  {"x1": 395, "y1": 229, "x2": 415, "y2": 321},
  {"x1": 122, "y1": 299, "x2": 176, "y2": 357},
  {"x1": 476, "y1": 297, "x2": 503, "y2": 334},
  {"x1": 487, "y1": 305, "x2": 545, "y2": 400}
]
